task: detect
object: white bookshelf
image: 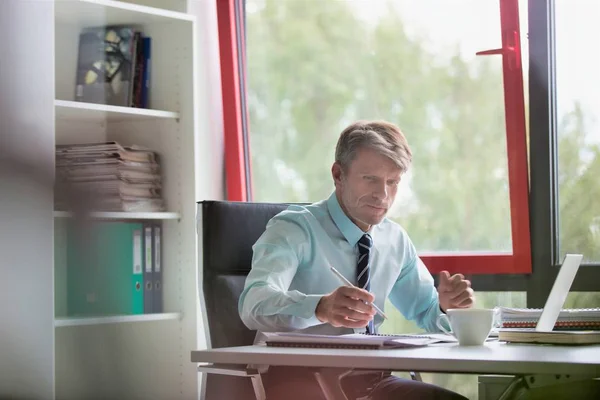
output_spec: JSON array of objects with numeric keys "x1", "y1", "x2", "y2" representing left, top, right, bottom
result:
[
  {"x1": 54, "y1": 0, "x2": 194, "y2": 25},
  {"x1": 53, "y1": 210, "x2": 181, "y2": 220},
  {"x1": 55, "y1": 312, "x2": 182, "y2": 327},
  {"x1": 55, "y1": 100, "x2": 179, "y2": 122},
  {"x1": 53, "y1": 0, "x2": 201, "y2": 399}
]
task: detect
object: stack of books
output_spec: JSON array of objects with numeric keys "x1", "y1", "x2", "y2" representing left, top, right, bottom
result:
[
  {"x1": 498, "y1": 307, "x2": 600, "y2": 330},
  {"x1": 55, "y1": 141, "x2": 165, "y2": 212}
]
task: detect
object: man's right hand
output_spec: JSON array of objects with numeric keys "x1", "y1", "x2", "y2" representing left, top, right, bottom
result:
[{"x1": 315, "y1": 286, "x2": 376, "y2": 328}]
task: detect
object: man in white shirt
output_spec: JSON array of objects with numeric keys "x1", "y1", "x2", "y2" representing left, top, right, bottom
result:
[{"x1": 239, "y1": 120, "x2": 473, "y2": 399}]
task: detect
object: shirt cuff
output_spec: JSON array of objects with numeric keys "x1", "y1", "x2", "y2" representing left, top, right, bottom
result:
[
  {"x1": 302, "y1": 294, "x2": 325, "y2": 326},
  {"x1": 280, "y1": 293, "x2": 324, "y2": 327}
]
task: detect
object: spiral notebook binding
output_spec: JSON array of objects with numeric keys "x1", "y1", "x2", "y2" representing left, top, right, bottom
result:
[
  {"x1": 360, "y1": 332, "x2": 433, "y2": 339},
  {"x1": 503, "y1": 307, "x2": 600, "y2": 312},
  {"x1": 266, "y1": 341, "x2": 381, "y2": 350}
]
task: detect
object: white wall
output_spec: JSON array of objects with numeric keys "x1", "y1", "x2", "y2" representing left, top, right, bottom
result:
[
  {"x1": 187, "y1": 1, "x2": 226, "y2": 398},
  {"x1": 0, "y1": 0, "x2": 56, "y2": 399},
  {"x1": 189, "y1": 0, "x2": 225, "y2": 203},
  {"x1": 0, "y1": 1, "x2": 224, "y2": 399}
]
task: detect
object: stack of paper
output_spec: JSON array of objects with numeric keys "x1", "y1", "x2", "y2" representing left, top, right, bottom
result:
[
  {"x1": 498, "y1": 307, "x2": 600, "y2": 330},
  {"x1": 262, "y1": 332, "x2": 455, "y2": 350},
  {"x1": 55, "y1": 141, "x2": 165, "y2": 212}
]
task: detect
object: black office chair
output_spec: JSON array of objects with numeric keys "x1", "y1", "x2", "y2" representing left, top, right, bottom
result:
[
  {"x1": 196, "y1": 200, "x2": 421, "y2": 400},
  {"x1": 198, "y1": 200, "x2": 291, "y2": 400}
]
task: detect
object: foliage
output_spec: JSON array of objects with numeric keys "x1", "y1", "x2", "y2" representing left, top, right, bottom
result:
[{"x1": 557, "y1": 104, "x2": 600, "y2": 262}]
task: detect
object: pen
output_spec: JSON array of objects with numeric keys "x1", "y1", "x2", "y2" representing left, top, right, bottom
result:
[{"x1": 329, "y1": 266, "x2": 388, "y2": 320}]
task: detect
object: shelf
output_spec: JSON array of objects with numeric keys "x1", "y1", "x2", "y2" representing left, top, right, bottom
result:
[
  {"x1": 55, "y1": 0, "x2": 194, "y2": 26},
  {"x1": 54, "y1": 211, "x2": 181, "y2": 220},
  {"x1": 55, "y1": 312, "x2": 182, "y2": 327},
  {"x1": 55, "y1": 100, "x2": 179, "y2": 122}
]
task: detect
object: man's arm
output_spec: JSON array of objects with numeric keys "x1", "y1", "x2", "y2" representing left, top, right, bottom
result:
[
  {"x1": 388, "y1": 255, "x2": 444, "y2": 333},
  {"x1": 238, "y1": 216, "x2": 323, "y2": 332}
]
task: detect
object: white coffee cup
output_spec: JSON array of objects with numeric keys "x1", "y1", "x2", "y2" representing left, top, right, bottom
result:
[{"x1": 436, "y1": 308, "x2": 499, "y2": 346}]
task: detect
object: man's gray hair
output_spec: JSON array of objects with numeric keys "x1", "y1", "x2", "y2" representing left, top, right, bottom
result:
[{"x1": 334, "y1": 120, "x2": 412, "y2": 173}]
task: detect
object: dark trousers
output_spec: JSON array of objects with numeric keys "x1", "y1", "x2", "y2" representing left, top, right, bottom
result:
[{"x1": 263, "y1": 366, "x2": 468, "y2": 400}]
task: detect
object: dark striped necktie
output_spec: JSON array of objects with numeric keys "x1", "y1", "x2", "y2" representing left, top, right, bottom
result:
[{"x1": 357, "y1": 233, "x2": 374, "y2": 334}]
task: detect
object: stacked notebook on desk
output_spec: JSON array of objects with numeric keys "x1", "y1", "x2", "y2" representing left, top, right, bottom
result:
[
  {"x1": 497, "y1": 254, "x2": 600, "y2": 345},
  {"x1": 262, "y1": 332, "x2": 456, "y2": 350},
  {"x1": 498, "y1": 307, "x2": 600, "y2": 330},
  {"x1": 498, "y1": 329, "x2": 600, "y2": 345}
]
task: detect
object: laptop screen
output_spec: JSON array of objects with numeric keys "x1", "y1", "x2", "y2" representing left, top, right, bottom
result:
[{"x1": 536, "y1": 254, "x2": 583, "y2": 331}]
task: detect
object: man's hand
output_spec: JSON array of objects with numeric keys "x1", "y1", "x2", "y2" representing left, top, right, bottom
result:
[
  {"x1": 315, "y1": 286, "x2": 376, "y2": 328},
  {"x1": 438, "y1": 271, "x2": 475, "y2": 313}
]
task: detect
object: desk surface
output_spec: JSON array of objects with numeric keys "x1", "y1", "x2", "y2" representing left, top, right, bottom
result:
[{"x1": 191, "y1": 342, "x2": 600, "y2": 376}]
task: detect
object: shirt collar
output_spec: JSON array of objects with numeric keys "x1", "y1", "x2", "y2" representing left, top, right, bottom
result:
[{"x1": 327, "y1": 192, "x2": 366, "y2": 247}]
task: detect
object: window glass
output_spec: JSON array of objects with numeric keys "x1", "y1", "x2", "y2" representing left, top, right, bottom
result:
[
  {"x1": 555, "y1": 1, "x2": 600, "y2": 263},
  {"x1": 563, "y1": 292, "x2": 600, "y2": 309},
  {"x1": 246, "y1": 0, "x2": 526, "y2": 253}
]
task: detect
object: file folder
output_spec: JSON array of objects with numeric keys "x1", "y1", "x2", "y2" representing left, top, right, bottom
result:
[
  {"x1": 153, "y1": 224, "x2": 163, "y2": 313},
  {"x1": 66, "y1": 221, "x2": 144, "y2": 316},
  {"x1": 143, "y1": 224, "x2": 154, "y2": 313}
]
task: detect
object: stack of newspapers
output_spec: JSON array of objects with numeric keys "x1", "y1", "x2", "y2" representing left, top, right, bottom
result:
[
  {"x1": 498, "y1": 307, "x2": 600, "y2": 330},
  {"x1": 55, "y1": 141, "x2": 165, "y2": 212}
]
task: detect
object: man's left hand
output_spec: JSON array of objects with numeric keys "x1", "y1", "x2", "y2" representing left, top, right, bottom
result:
[{"x1": 438, "y1": 271, "x2": 475, "y2": 312}]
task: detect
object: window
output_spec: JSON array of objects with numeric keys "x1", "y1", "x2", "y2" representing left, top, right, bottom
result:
[
  {"x1": 214, "y1": 1, "x2": 600, "y2": 397},
  {"x1": 221, "y1": 0, "x2": 531, "y2": 274},
  {"x1": 555, "y1": 1, "x2": 600, "y2": 264}
]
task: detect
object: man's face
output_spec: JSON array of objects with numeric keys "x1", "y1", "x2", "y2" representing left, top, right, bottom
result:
[{"x1": 333, "y1": 147, "x2": 402, "y2": 231}]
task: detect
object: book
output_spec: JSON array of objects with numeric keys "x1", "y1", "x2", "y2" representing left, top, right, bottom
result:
[
  {"x1": 74, "y1": 25, "x2": 140, "y2": 107},
  {"x1": 498, "y1": 307, "x2": 600, "y2": 330},
  {"x1": 139, "y1": 36, "x2": 151, "y2": 108},
  {"x1": 262, "y1": 332, "x2": 438, "y2": 350},
  {"x1": 498, "y1": 329, "x2": 600, "y2": 345}
]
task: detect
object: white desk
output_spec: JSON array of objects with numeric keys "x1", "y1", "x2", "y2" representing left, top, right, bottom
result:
[
  {"x1": 192, "y1": 342, "x2": 600, "y2": 400},
  {"x1": 192, "y1": 341, "x2": 600, "y2": 376}
]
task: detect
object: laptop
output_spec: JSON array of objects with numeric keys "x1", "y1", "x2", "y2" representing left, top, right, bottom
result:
[
  {"x1": 535, "y1": 253, "x2": 584, "y2": 332},
  {"x1": 498, "y1": 254, "x2": 600, "y2": 344}
]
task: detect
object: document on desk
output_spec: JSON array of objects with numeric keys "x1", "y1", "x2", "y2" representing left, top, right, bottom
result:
[{"x1": 262, "y1": 332, "x2": 452, "y2": 349}]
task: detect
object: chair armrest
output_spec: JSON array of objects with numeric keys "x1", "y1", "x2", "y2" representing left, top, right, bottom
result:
[
  {"x1": 197, "y1": 363, "x2": 266, "y2": 400},
  {"x1": 197, "y1": 363, "x2": 261, "y2": 376}
]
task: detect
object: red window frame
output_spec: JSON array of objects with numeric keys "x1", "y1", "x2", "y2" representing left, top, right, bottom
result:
[
  {"x1": 216, "y1": 0, "x2": 531, "y2": 274},
  {"x1": 216, "y1": 0, "x2": 250, "y2": 202}
]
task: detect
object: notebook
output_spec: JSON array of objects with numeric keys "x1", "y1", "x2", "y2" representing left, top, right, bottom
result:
[
  {"x1": 498, "y1": 254, "x2": 600, "y2": 345},
  {"x1": 498, "y1": 329, "x2": 600, "y2": 345},
  {"x1": 262, "y1": 332, "x2": 440, "y2": 349}
]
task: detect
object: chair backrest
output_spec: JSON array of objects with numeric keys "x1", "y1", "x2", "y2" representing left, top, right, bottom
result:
[
  {"x1": 198, "y1": 200, "x2": 291, "y2": 400},
  {"x1": 199, "y1": 200, "x2": 291, "y2": 350}
]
